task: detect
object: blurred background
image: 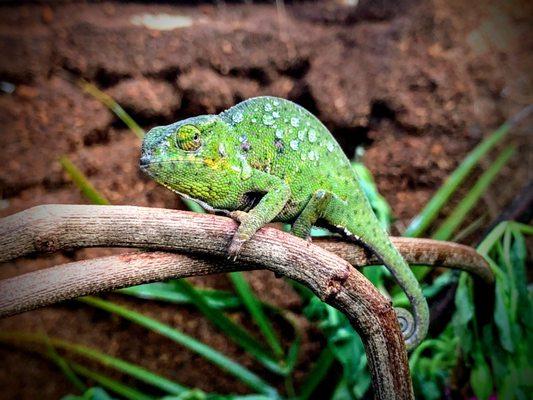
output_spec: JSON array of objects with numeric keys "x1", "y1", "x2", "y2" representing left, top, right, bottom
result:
[{"x1": 0, "y1": 1, "x2": 531, "y2": 399}]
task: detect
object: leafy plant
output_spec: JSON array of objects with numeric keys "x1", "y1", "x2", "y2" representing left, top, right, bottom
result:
[
  {"x1": 455, "y1": 221, "x2": 532, "y2": 399},
  {"x1": 411, "y1": 221, "x2": 532, "y2": 399}
]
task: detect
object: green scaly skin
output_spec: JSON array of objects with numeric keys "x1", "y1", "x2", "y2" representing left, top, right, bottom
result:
[{"x1": 140, "y1": 96, "x2": 428, "y2": 349}]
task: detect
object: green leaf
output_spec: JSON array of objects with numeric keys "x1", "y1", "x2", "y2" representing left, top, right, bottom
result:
[
  {"x1": 59, "y1": 156, "x2": 110, "y2": 205},
  {"x1": 79, "y1": 80, "x2": 145, "y2": 139},
  {"x1": 0, "y1": 331, "x2": 188, "y2": 395},
  {"x1": 510, "y1": 229, "x2": 531, "y2": 327},
  {"x1": 69, "y1": 363, "x2": 153, "y2": 400},
  {"x1": 351, "y1": 161, "x2": 392, "y2": 230},
  {"x1": 470, "y1": 349, "x2": 493, "y2": 400},
  {"x1": 405, "y1": 106, "x2": 532, "y2": 237},
  {"x1": 453, "y1": 273, "x2": 474, "y2": 354},
  {"x1": 45, "y1": 338, "x2": 87, "y2": 393},
  {"x1": 62, "y1": 387, "x2": 117, "y2": 400},
  {"x1": 181, "y1": 198, "x2": 206, "y2": 214},
  {"x1": 454, "y1": 274, "x2": 474, "y2": 326},
  {"x1": 118, "y1": 284, "x2": 242, "y2": 310},
  {"x1": 78, "y1": 296, "x2": 277, "y2": 396},
  {"x1": 432, "y1": 146, "x2": 515, "y2": 240},
  {"x1": 172, "y1": 280, "x2": 286, "y2": 374},
  {"x1": 298, "y1": 347, "x2": 336, "y2": 400},
  {"x1": 229, "y1": 272, "x2": 284, "y2": 359}
]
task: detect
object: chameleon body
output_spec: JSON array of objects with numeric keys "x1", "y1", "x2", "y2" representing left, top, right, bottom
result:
[{"x1": 140, "y1": 96, "x2": 428, "y2": 349}]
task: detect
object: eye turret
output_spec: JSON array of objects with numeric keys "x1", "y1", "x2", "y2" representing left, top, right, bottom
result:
[{"x1": 176, "y1": 125, "x2": 202, "y2": 152}]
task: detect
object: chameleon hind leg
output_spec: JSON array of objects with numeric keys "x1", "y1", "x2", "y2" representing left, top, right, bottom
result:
[
  {"x1": 292, "y1": 189, "x2": 425, "y2": 349},
  {"x1": 291, "y1": 190, "x2": 347, "y2": 239}
]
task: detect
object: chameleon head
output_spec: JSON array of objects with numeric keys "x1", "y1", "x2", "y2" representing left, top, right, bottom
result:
[{"x1": 140, "y1": 115, "x2": 234, "y2": 202}]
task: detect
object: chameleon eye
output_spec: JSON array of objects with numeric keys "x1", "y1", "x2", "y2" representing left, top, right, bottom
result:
[{"x1": 176, "y1": 125, "x2": 202, "y2": 152}]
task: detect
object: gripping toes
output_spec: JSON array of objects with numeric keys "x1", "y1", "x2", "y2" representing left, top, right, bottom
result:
[
  {"x1": 227, "y1": 211, "x2": 251, "y2": 260},
  {"x1": 227, "y1": 231, "x2": 250, "y2": 260}
]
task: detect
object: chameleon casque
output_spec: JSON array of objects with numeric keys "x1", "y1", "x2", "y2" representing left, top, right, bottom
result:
[{"x1": 140, "y1": 96, "x2": 428, "y2": 349}]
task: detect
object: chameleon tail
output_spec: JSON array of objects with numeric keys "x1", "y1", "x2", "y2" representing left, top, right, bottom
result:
[{"x1": 358, "y1": 228, "x2": 429, "y2": 350}]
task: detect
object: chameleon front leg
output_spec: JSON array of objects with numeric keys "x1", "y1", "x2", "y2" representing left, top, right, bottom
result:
[{"x1": 227, "y1": 170, "x2": 291, "y2": 259}]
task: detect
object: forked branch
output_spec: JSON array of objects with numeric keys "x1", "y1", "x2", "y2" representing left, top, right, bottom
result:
[{"x1": 0, "y1": 205, "x2": 492, "y2": 399}]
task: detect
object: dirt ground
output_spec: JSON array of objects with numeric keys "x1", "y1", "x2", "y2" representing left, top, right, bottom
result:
[{"x1": 0, "y1": 0, "x2": 531, "y2": 398}]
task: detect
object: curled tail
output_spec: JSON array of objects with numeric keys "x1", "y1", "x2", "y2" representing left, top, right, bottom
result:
[{"x1": 358, "y1": 228, "x2": 429, "y2": 350}]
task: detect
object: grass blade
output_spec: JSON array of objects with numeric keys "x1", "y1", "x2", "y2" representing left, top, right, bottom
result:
[
  {"x1": 182, "y1": 198, "x2": 206, "y2": 213},
  {"x1": 0, "y1": 331, "x2": 188, "y2": 396},
  {"x1": 411, "y1": 146, "x2": 514, "y2": 281},
  {"x1": 297, "y1": 347, "x2": 336, "y2": 400},
  {"x1": 78, "y1": 296, "x2": 277, "y2": 396},
  {"x1": 172, "y1": 280, "x2": 286, "y2": 374},
  {"x1": 79, "y1": 79, "x2": 145, "y2": 139},
  {"x1": 69, "y1": 362, "x2": 153, "y2": 400},
  {"x1": 229, "y1": 272, "x2": 284, "y2": 359},
  {"x1": 44, "y1": 338, "x2": 87, "y2": 393},
  {"x1": 59, "y1": 156, "x2": 110, "y2": 205},
  {"x1": 118, "y1": 284, "x2": 242, "y2": 309},
  {"x1": 405, "y1": 106, "x2": 532, "y2": 237},
  {"x1": 432, "y1": 146, "x2": 515, "y2": 241}
]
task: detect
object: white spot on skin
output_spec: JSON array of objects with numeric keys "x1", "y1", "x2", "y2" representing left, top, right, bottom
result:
[
  {"x1": 264, "y1": 103, "x2": 273, "y2": 111},
  {"x1": 298, "y1": 130, "x2": 305, "y2": 140},
  {"x1": 272, "y1": 111, "x2": 280, "y2": 118},
  {"x1": 263, "y1": 115, "x2": 275, "y2": 125},
  {"x1": 239, "y1": 135, "x2": 247, "y2": 143},
  {"x1": 290, "y1": 140, "x2": 299, "y2": 150},
  {"x1": 327, "y1": 142, "x2": 335, "y2": 152},
  {"x1": 273, "y1": 99, "x2": 280, "y2": 106},
  {"x1": 251, "y1": 118, "x2": 257, "y2": 123},
  {"x1": 275, "y1": 129, "x2": 284, "y2": 138},
  {"x1": 308, "y1": 150, "x2": 316, "y2": 160},
  {"x1": 237, "y1": 153, "x2": 252, "y2": 180},
  {"x1": 290, "y1": 117, "x2": 300, "y2": 127},
  {"x1": 232, "y1": 112, "x2": 244, "y2": 124},
  {"x1": 218, "y1": 143, "x2": 226, "y2": 157},
  {"x1": 308, "y1": 129, "x2": 317, "y2": 143}
]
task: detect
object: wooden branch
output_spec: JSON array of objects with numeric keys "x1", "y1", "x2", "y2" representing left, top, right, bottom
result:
[
  {"x1": 0, "y1": 204, "x2": 491, "y2": 399},
  {"x1": 0, "y1": 250, "x2": 410, "y2": 399},
  {"x1": 0, "y1": 204, "x2": 492, "y2": 282}
]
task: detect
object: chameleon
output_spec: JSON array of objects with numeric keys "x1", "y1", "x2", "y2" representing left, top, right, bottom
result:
[{"x1": 140, "y1": 96, "x2": 428, "y2": 349}]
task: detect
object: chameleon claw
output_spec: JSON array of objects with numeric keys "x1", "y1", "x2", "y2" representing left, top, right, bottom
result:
[{"x1": 227, "y1": 235, "x2": 246, "y2": 260}]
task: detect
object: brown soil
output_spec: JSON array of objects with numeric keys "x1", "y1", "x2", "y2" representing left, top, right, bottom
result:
[{"x1": 0, "y1": 0, "x2": 531, "y2": 399}]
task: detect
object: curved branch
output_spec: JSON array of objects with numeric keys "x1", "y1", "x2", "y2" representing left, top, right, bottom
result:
[
  {"x1": 1, "y1": 204, "x2": 414, "y2": 399},
  {"x1": 0, "y1": 205, "x2": 492, "y2": 282},
  {"x1": 0, "y1": 204, "x2": 492, "y2": 399}
]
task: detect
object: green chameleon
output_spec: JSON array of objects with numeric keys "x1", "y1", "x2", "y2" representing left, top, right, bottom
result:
[{"x1": 140, "y1": 96, "x2": 428, "y2": 349}]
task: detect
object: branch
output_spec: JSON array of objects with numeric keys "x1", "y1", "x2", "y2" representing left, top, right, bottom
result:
[
  {"x1": 0, "y1": 204, "x2": 491, "y2": 399},
  {"x1": 0, "y1": 204, "x2": 492, "y2": 281}
]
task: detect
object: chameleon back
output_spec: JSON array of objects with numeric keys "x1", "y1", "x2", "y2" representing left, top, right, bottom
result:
[{"x1": 220, "y1": 96, "x2": 362, "y2": 221}]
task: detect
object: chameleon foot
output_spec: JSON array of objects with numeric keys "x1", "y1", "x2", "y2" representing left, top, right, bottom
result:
[{"x1": 227, "y1": 235, "x2": 247, "y2": 261}]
